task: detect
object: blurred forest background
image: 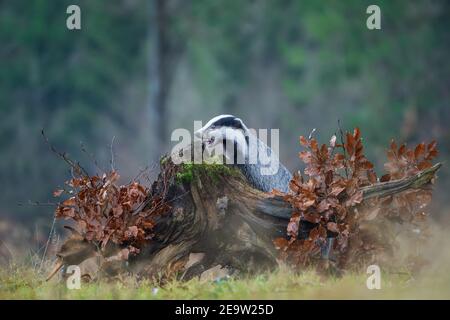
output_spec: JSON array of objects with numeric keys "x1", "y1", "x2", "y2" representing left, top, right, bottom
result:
[{"x1": 0, "y1": 0, "x2": 449, "y2": 251}]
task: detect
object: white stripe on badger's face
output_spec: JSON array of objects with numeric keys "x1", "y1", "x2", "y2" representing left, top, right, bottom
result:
[{"x1": 199, "y1": 114, "x2": 236, "y2": 132}]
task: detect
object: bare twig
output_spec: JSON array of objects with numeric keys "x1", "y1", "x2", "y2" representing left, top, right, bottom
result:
[
  {"x1": 41, "y1": 129, "x2": 89, "y2": 177},
  {"x1": 308, "y1": 128, "x2": 316, "y2": 140},
  {"x1": 80, "y1": 141, "x2": 104, "y2": 174},
  {"x1": 131, "y1": 162, "x2": 159, "y2": 184},
  {"x1": 39, "y1": 216, "x2": 56, "y2": 271},
  {"x1": 133, "y1": 165, "x2": 150, "y2": 183},
  {"x1": 337, "y1": 119, "x2": 349, "y2": 179},
  {"x1": 110, "y1": 136, "x2": 116, "y2": 172},
  {"x1": 18, "y1": 200, "x2": 58, "y2": 207}
]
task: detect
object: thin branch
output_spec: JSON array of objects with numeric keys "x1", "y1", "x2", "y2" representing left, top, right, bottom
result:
[
  {"x1": 361, "y1": 162, "x2": 442, "y2": 200},
  {"x1": 110, "y1": 136, "x2": 116, "y2": 172},
  {"x1": 337, "y1": 120, "x2": 349, "y2": 179},
  {"x1": 80, "y1": 141, "x2": 104, "y2": 174},
  {"x1": 18, "y1": 200, "x2": 58, "y2": 207},
  {"x1": 133, "y1": 165, "x2": 150, "y2": 183},
  {"x1": 41, "y1": 129, "x2": 89, "y2": 177},
  {"x1": 308, "y1": 128, "x2": 316, "y2": 140},
  {"x1": 39, "y1": 216, "x2": 56, "y2": 271}
]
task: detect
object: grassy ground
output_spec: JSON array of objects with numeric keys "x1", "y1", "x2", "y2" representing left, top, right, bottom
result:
[
  {"x1": 2, "y1": 264, "x2": 450, "y2": 299},
  {"x1": 2, "y1": 222, "x2": 450, "y2": 299}
]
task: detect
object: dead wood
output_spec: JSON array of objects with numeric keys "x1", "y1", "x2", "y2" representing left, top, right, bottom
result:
[{"x1": 49, "y1": 159, "x2": 441, "y2": 281}]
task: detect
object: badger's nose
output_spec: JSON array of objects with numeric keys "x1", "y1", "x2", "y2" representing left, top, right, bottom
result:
[{"x1": 194, "y1": 129, "x2": 203, "y2": 140}]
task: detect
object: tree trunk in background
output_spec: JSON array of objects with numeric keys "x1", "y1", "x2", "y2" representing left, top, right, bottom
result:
[
  {"x1": 148, "y1": 0, "x2": 169, "y2": 154},
  {"x1": 155, "y1": 0, "x2": 170, "y2": 151},
  {"x1": 149, "y1": 0, "x2": 185, "y2": 155}
]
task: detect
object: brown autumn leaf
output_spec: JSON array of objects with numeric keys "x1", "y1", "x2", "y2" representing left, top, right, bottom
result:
[
  {"x1": 303, "y1": 212, "x2": 321, "y2": 224},
  {"x1": 317, "y1": 199, "x2": 331, "y2": 213},
  {"x1": 414, "y1": 143, "x2": 426, "y2": 159},
  {"x1": 326, "y1": 222, "x2": 339, "y2": 233},
  {"x1": 367, "y1": 170, "x2": 377, "y2": 184},
  {"x1": 287, "y1": 213, "x2": 301, "y2": 238},
  {"x1": 417, "y1": 161, "x2": 432, "y2": 171},
  {"x1": 62, "y1": 197, "x2": 76, "y2": 206},
  {"x1": 345, "y1": 191, "x2": 363, "y2": 206},
  {"x1": 273, "y1": 237, "x2": 289, "y2": 250}
]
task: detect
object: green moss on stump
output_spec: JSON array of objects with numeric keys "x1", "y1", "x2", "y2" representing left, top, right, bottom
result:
[{"x1": 176, "y1": 162, "x2": 239, "y2": 184}]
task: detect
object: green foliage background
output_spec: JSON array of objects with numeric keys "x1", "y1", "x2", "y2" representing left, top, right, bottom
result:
[{"x1": 0, "y1": 0, "x2": 449, "y2": 223}]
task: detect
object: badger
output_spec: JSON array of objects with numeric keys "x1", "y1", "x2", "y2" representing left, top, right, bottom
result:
[
  {"x1": 194, "y1": 114, "x2": 292, "y2": 193},
  {"x1": 194, "y1": 115, "x2": 335, "y2": 259}
]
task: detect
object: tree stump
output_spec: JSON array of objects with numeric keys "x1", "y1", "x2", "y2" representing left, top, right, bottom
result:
[{"x1": 48, "y1": 158, "x2": 441, "y2": 282}]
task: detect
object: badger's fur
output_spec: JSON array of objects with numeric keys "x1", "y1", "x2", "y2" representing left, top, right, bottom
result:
[{"x1": 195, "y1": 115, "x2": 292, "y2": 193}]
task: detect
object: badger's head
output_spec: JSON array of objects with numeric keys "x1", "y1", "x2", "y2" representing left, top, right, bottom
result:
[{"x1": 194, "y1": 114, "x2": 249, "y2": 163}]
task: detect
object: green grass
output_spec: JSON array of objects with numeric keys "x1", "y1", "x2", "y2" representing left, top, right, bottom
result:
[
  {"x1": 3, "y1": 224, "x2": 450, "y2": 299},
  {"x1": 2, "y1": 265, "x2": 450, "y2": 299}
]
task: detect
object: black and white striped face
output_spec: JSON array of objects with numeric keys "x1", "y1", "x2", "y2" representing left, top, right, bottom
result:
[
  {"x1": 194, "y1": 115, "x2": 249, "y2": 162},
  {"x1": 197, "y1": 115, "x2": 248, "y2": 132}
]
